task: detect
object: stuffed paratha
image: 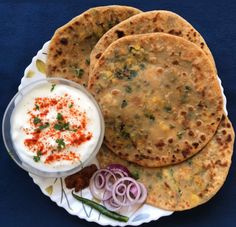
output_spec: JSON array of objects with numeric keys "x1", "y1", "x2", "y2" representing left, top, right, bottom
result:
[
  {"x1": 89, "y1": 33, "x2": 223, "y2": 167},
  {"x1": 46, "y1": 5, "x2": 141, "y2": 86}
]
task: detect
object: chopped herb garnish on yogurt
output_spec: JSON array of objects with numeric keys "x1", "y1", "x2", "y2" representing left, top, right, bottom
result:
[
  {"x1": 33, "y1": 117, "x2": 41, "y2": 125},
  {"x1": 35, "y1": 104, "x2": 40, "y2": 110},
  {"x1": 38, "y1": 122, "x2": 50, "y2": 130},
  {"x1": 63, "y1": 123, "x2": 70, "y2": 130},
  {"x1": 54, "y1": 123, "x2": 63, "y2": 131},
  {"x1": 33, "y1": 156, "x2": 40, "y2": 162},
  {"x1": 55, "y1": 113, "x2": 71, "y2": 131},
  {"x1": 69, "y1": 103, "x2": 73, "y2": 108},
  {"x1": 54, "y1": 122, "x2": 70, "y2": 131},
  {"x1": 57, "y1": 113, "x2": 63, "y2": 121},
  {"x1": 56, "y1": 138, "x2": 66, "y2": 149},
  {"x1": 51, "y1": 84, "x2": 56, "y2": 92},
  {"x1": 33, "y1": 151, "x2": 42, "y2": 162}
]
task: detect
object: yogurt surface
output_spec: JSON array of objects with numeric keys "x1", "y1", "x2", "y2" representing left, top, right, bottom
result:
[{"x1": 11, "y1": 82, "x2": 101, "y2": 172}]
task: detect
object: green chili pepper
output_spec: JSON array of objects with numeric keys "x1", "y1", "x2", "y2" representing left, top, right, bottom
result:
[{"x1": 72, "y1": 192, "x2": 129, "y2": 222}]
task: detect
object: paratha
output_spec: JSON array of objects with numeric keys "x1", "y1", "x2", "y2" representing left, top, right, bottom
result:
[
  {"x1": 46, "y1": 5, "x2": 141, "y2": 86},
  {"x1": 97, "y1": 115, "x2": 234, "y2": 211},
  {"x1": 89, "y1": 33, "x2": 223, "y2": 167},
  {"x1": 89, "y1": 10, "x2": 216, "y2": 76}
]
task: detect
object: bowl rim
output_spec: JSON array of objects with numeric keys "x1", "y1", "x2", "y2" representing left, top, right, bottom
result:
[{"x1": 2, "y1": 77, "x2": 105, "y2": 177}]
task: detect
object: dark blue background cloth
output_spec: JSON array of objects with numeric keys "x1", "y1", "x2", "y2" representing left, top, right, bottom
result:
[{"x1": 0, "y1": 0, "x2": 236, "y2": 226}]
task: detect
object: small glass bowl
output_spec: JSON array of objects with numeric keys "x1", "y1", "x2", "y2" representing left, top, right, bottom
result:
[{"x1": 2, "y1": 78, "x2": 104, "y2": 177}]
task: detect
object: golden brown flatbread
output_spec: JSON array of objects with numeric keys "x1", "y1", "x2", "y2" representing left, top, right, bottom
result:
[
  {"x1": 89, "y1": 10, "x2": 216, "y2": 75},
  {"x1": 89, "y1": 33, "x2": 223, "y2": 167},
  {"x1": 46, "y1": 5, "x2": 141, "y2": 86},
  {"x1": 97, "y1": 115, "x2": 234, "y2": 211}
]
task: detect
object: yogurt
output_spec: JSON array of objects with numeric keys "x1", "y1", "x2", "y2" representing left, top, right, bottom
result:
[{"x1": 11, "y1": 82, "x2": 102, "y2": 172}]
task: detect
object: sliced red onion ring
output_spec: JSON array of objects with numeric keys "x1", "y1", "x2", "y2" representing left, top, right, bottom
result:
[
  {"x1": 112, "y1": 177, "x2": 141, "y2": 206},
  {"x1": 126, "y1": 182, "x2": 141, "y2": 204},
  {"x1": 103, "y1": 197, "x2": 121, "y2": 211},
  {"x1": 92, "y1": 169, "x2": 115, "y2": 188},
  {"x1": 107, "y1": 164, "x2": 130, "y2": 177},
  {"x1": 115, "y1": 183, "x2": 127, "y2": 196},
  {"x1": 136, "y1": 182, "x2": 147, "y2": 204},
  {"x1": 89, "y1": 166, "x2": 147, "y2": 212},
  {"x1": 130, "y1": 184, "x2": 138, "y2": 197},
  {"x1": 113, "y1": 170, "x2": 126, "y2": 179},
  {"x1": 89, "y1": 169, "x2": 115, "y2": 200},
  {"x1": 103, "y1": 190, "x2": 112, "y2": 201},
  {"x1": 89, "y1": 181, "x2": 104, "y2": 201},
  {"x1": 110, "y1": 198, "x2": 122, "y2": 208},
  {"x1": 105, "y1": 172, "x2": 117, "y2": 191},
  {"x1": 94, "y1": 174, "x2": 105, "y2": 189}
]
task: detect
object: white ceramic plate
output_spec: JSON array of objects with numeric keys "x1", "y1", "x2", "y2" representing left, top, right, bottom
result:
[
  {"x1": 22, "y1": 41, "x2": 173, "y2": 226},
  {"x1": 21, "y1": 41, "x2": 228, "y2": 226}
]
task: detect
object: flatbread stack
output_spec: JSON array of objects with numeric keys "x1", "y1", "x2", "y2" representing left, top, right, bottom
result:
[
  {"x1": 89, "y1": 33, "x2": 223, "y2": 167},
  {"x1": 97, "y1": 115, "x2": 234, "y2": 210},
  {"x1": 46, "y1": 6, "x2": 234, "y2": 212}
]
